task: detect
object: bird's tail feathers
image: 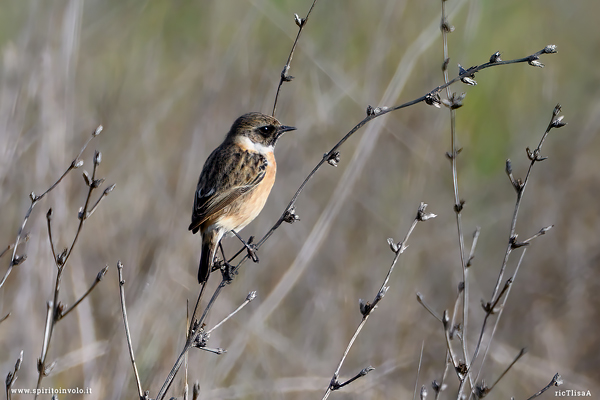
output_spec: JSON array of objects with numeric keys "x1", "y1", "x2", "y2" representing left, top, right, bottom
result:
[{"x1": 198, "y1": 230, "x2": 220, "y2": 284}]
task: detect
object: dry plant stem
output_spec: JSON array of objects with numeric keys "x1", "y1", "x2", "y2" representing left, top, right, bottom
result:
[
  {"x1": 439, "y1": 0, "x2": 471, "y2": 390},
  {"x1": 0, "y1": 244, "x2": 12, "y2": 259},
  {"x1": 413, "y1": 341, "x2": 425, "y2": 400},
  {"x1": 35, "y1": 158, "x2": 102, "y2": 396},
  {"x1": 0, "y1": 127, "x2": 100, "y2": 289},
  {"x1": 184, "y1": 301, "x2": 189, "y2": 400},
  {"x1": 489, "y1": 107, "x2": 560, "y2": 303},
  {"x1": 470, "y1": 250, "x2": 527, "y2": 397},
  {"x1": 58, "y1": 265, "x2": 109, "y2": 320},
  {"x1": 271, "y1": 0, "x2": 319, "y2": 117},
  {"x1": 117, "y1": 261, "x2": 144, "y2": 400},
  {"x1": 434, "y1": 352, "x2": 451, "y2": 400},
  {"x1": 0, "y1": 312, "x2": 9, "y2": 324},
  {"x1": 207, "y1": 291, "x2": 256, "y2": 334},
  {"x1": 5, "y1": 350, "x2": 23, "y2": 400},
  {"x1": 466, "y1": 107, "x2": 562, "y2": 398},
  {"x1": 487, "y1": 347, "x2": 526, "y2": 391},
  {"x1": 526, "y1": 373, "x2": 562, "y2": 400},
  {"x1": 416, "y1": 292, "x2": 442, "y2": 322},
  {"x1": 321, "y1": 205, "x2": 428, "y2": 400},
  {"x1": 157, "y1": 282, "x2": 225, "y2": 400},
  {"x1": 442, "y1": 310, "x2": 460, "y2": 372},
  {"x1": 158, "y1": 46, "x2": 555, "y2": 400}
]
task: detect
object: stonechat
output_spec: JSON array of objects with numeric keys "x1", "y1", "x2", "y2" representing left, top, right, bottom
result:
[{"x1": 189, "y1": 112, "x2": 296, "y2": 283}]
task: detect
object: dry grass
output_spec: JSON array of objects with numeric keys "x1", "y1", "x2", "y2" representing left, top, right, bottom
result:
[{"x1": 1, "y1": 1, "x2": 599, "y2": 399}]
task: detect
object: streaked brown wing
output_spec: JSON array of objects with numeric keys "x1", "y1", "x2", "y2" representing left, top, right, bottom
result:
[{"x1": 189, "y1": 147, "x2": 267, "y2": 233}]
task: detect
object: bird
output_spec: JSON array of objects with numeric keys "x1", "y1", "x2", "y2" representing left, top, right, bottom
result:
[{"x1": 189, "y1": 112, "x2": 296, "y2": 284}]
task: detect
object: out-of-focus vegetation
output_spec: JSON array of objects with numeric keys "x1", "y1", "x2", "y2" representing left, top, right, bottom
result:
[{"x1": 0, "y1": 0, "x2": 598, "y2": 399}]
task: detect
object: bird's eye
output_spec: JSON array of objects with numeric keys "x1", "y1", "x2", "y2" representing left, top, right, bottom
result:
[{"x1": 258, "y1": 125, "x2": 274, "y2": 135}]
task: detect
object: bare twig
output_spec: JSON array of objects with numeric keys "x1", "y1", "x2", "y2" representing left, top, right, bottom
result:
[
  {"x1": 58, "y1": 265, "x2": 109, "y2": 321},
  {"x1": 438, "y1": 1, "x2": 472, "y2": 392},
  {"x1": 460, "y1": 106, "x2": 564, "y2": 400},
  {"x1": 5, "y1": 350, "x2": 23, "y2": 400},
  {"x1": 470, "y1": 249, "x2": 527, "y2": 396},
  {"x1": 416, "y1": 292, "x2": 443, "y2": 323},
  {"x1": 206, "y1": 291, "x2": 257, "y2": 335},
  {"x1": 488, "y1": 347, "x2": 526, "y2": 390},
  {"x1": 490, "y1": 104, "x2": 565, "y2": 304},
  {"x1": 184, "y1": 301, "x2": 189, "y2": 400},
  {"x1": 35, "y1": 147, "x2": 114, "y2": 397},
  {"x1": 433, "y1": 352, "x2": 451, "y2": 400},
  {"x1": 156, "y1": 281, "x2": 222, "y2": 400},
  {"x1": 0, "y1": 244, "x2": 13, "y2": 259},
  {"x1": 272, "y1": 0, "x2": 320, "y2": 117},
  {"x1": 413, "y1": 341, "x2": 425, "y2": 400},
  {"x1": 321, "y1": 203, "x2": 434, "y2": 400},
  {"x1": 0, "y1": 125, "x2": 102, "y2": 289},
  {"x1": 442, "y1": 310, "x2": 460, "y2": 373},
  {"x1": 525, "y1": 373, "x2": 562, "y2": 400},
  {"x1": 117, "y1": 261, "x2": 144, "y2": 400}
]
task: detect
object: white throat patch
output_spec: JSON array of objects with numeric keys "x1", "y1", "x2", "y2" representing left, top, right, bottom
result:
[{"x1": 236, "y1": 136, "x2": 274, "y2": 154}]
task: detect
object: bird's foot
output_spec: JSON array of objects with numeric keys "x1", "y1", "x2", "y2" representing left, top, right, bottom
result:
[
  {"x1": 218, "y1": 260, "x2": 237, "y2": 283},
  {"x1": 232, "y1": 231, "x2": 259, "y2": 263},
  {"x1": 244, "y1": 236, "x2": 259, "y2": 263}
]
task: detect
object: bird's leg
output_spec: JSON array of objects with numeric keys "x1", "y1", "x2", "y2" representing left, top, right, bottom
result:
[
  {"x1": 217, "y1": 242, "x2": 236, "y2": 283},
  {"x1": 231, "y1": 230, "x2": 259, "y2": 263}
]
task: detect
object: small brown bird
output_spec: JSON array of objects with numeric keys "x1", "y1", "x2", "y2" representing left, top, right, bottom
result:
[{"x1": 189, "y1": 112, "x2": 296, "y2": 283}]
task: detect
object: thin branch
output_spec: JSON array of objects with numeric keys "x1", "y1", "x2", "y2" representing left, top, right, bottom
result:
[
  {"x1": 488, "y1": 347, "x2": 526, "y2": 390},
  {"x1": 117, "y1": 261, "x2": 144, "y2": 400},
  {"x1": 184, "y1": 300, "x2": 189, "y2": 400},
  {"x1": 64, "y1": 157, "x2": 99, "y2": 263},
  {"x1": 525, "y1": 373, "x2": 562, "y2": 400},
  {"x1": 5, "y1": 350, "x2": 23, "y2": 400},
  {"x1": 442, "y1": 310, "x2": 460, "y2": 373},
  {"x1": 328, "y1": 366, "x2": 374, "y2": 391},
  {"x1": 439, "y1": 1, "x2": 472, "y2": 392},
  {"x1": 86, "y1": 184, "x2": 116, "y2": 219},
  {"x1": 34, "y1": 149, "x2": 114, "y2": 396},
  {"x1": 470, "y1": 249, "x2": 527, "y2": 396},
  {"x1": 0, "y1": 312, "x2": 10, "y2": 325},
  {"x1": 58, "y1": 265, "x2": 109, "y2": 321},
  {"x1": 413, "y1": 341, "x2": 425, "y2": 400},
  {"x1": 0, "y1": 126, "x2": 102, "y2": 289},
  {"x1": 156, "y1": 281, "x2": 225, "y2": 400},
  {"x1": 489, "y1": 104, "x2": 565, "y2": 304},
  {"x1": 272, "y1": 0, "x2": 320, "y2": 117},
  {"x1": 464, "y1": 106, "x2": 565, "y2": 398},
  {"x1": 416, "y1": 292, "x2": 442, "y2": 323},
  {"x1": 206, "y1": 291, "x2": 257, "y2": 335},
  {"x1": 466, "y1": 227, "x2": 481, "y2": 267},
  {"x1": 321, "y1": 203, "x2": 434, "y2": 400},
  {"x1": 36, "y1": 301, "x2": 54, "y2": 392},
  {"x1": 433, "y1": 352, "x2": 451, "y2": 400},
  {"x1": 0, "y1": 244, "x2": 13, "y2": 259}
]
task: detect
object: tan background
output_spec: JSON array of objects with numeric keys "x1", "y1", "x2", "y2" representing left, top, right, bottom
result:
[{"x1": 0, "y1": 0, "x2": 598, "y2": 399}]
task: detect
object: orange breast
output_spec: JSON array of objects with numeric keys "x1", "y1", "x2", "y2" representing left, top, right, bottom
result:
[{"x1": 217, "y1": 151, "x2": 276, "y2": 232}]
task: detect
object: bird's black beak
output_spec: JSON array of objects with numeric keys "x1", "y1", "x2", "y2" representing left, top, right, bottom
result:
[{"x1": 278, "y1": 125, "x2": 297, "y2": 135}]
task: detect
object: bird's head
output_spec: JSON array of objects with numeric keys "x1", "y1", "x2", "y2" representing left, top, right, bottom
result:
[{"x1": 227, "y1": 112, "x2": 296, "y2": 150}]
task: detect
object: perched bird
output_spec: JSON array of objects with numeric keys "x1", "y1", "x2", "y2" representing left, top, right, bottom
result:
[{"x1": 189, "y1": 112, "x2": 296, "y2": 283}]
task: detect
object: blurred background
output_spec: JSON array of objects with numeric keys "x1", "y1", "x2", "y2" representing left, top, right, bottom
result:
[{"x1": 0, "y1": 0, "x2": 598, "y2": 399}]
